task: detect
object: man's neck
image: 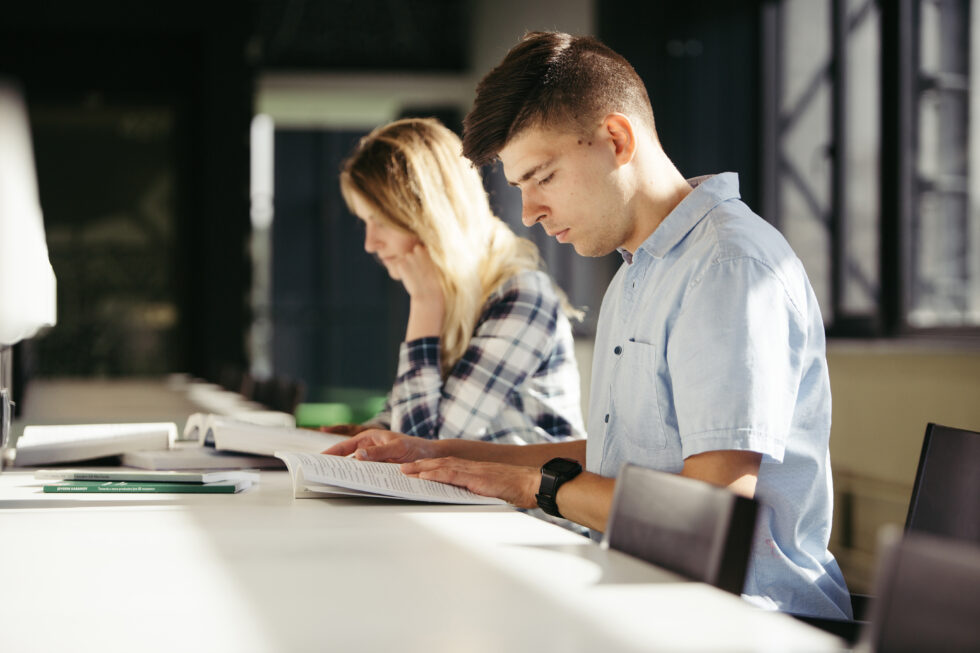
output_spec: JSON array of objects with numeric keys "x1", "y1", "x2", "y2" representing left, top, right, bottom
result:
[{"x1": 621, "y1": 147, "x2": 693, "y2": 254}]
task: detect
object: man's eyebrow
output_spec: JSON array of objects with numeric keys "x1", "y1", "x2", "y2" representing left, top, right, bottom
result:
[{"x1": 508, "y1": 158, "x2": 555, "y2": 187}]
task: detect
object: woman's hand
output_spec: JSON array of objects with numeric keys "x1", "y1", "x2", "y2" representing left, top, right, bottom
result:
[
  {"x1": 392, "y1": 244, "x2": 445, "y2": 341},
  {"x1": 322, "y1": 428, "x2": 442, "y2": 463},
  {"x1": 392, "y1": 243, "x2": 442, "y2": 301}
]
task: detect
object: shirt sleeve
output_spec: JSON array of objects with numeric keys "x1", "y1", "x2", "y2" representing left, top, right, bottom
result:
[
  {"x1": 666, "y1": 255, "x2": 809, "y2": 463},
  {"x1": 388, "y1": 273, "x2": 561, "y2": 440}
]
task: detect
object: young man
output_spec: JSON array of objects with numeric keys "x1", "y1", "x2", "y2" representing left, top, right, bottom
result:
[{"x1": 326, "y1": 31, "x2": 851, "y2": 619}]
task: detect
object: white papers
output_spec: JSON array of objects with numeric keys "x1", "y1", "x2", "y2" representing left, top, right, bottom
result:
[{"x1": 276, "y1": 451, "x2": 507, "y2": 506}]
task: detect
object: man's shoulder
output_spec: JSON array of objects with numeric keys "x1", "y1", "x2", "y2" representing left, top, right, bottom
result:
[{"x1": 674, "y1": 200, "x2": 804, "y2": 289}]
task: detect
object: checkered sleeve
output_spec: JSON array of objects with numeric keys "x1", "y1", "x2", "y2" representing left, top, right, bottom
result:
[{"x1": 387, "y1": 271, "x2": 561, "y2": 440}]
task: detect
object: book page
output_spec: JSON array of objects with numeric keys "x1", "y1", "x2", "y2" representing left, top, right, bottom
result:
[{"x1": 276, "y1": 451, "x2": 507, "y2": 505}]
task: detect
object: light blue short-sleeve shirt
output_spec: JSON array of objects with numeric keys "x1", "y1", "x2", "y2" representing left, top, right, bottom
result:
[{"x1": 587, "y1": 173, "x2": 851, "y2": 619}]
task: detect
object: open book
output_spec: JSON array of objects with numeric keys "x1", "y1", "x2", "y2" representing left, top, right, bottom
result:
[
  {"x1": 121, "y1": 414, "x2": 345, "y2": 471},
  {"x1": 11, "y1": 422, "x2": 177, "y2": 467},
  {"x1": 179, "y1": 410, "x2": 295, "y2": 442},
  {"x1": 186, "y1": 414, "x2": 347, "y2": 457},
  {"x1": 276, "y1": 451, "x2": 507, "y2": 505}
]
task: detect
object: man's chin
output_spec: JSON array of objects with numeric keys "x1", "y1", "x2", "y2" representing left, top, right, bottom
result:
[{"x1": 573, "y1": 240, "x2": 616, "y2": 258}]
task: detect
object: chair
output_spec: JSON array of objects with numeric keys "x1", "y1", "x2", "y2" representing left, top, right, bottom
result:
[
  {"x1": 603, "y1": 463, "x2": 758, "y2": 595},
  {"x1": 797, "y1": 422, "x2": 980, "y2": 642},
  {"x1": 904, "y1": 422, "x2": 980, "y2": 544},
  {"x1": 858, "y1": 528, "x2": 980, "y2": 653}
]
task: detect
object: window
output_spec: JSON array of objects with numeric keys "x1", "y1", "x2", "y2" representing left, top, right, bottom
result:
[{"x1": 763, "y1": 0, "x2": 979, "y2": 335}]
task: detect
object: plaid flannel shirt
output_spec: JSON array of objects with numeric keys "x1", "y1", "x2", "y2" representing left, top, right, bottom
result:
[{"x1": 366, "y1": 270, "x2": 585, "y2": 444}]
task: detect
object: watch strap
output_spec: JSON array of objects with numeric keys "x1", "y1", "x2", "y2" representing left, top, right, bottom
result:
[{"x1": 535, "y1": 458, "x2": 582, "y2": 518}]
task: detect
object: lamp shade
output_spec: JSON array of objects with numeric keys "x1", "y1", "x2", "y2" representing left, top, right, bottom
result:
[{"x1": 0, "y1": 80, "x2": 56, "y2": 346}]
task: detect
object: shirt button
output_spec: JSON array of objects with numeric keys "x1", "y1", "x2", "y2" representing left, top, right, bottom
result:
[
  {"x1": 604, "y1": 414, "x2": 610, "y2": 423},
  {"x1": 614, "y1": 345, "x2": 622, "y2": 355}
]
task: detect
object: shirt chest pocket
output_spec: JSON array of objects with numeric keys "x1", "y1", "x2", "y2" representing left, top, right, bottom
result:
[{"x1": 606, "y1": 338, "x2": 668, "y2": 457}]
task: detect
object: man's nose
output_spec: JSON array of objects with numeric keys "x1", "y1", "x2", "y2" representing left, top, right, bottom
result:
[{"x1": 521, "y1": 192, "x2": 547, "y2": 227}]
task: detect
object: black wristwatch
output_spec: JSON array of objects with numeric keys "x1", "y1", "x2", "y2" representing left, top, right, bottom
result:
[{"x1": 536, "y1": 457, "x2": 583, "y2": 518}]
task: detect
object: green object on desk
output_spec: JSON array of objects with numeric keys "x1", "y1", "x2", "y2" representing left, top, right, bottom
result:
[
  {"x1": 43, "y1": 480, "x2": 250, "y2": 494},
  {"x1": 294, "y1": 402, "x2": 353, "y2": 428},
  {"x1": 295, "y1": 393, "x2": 387, "y2": 427}
]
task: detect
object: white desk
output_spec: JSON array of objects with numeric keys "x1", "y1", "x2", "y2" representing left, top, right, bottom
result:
[{"x1": 0, "y1": 469, "x2": 845, "y2": 652}]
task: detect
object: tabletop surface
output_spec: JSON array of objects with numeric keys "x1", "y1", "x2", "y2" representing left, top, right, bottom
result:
[
  {"x1": 0, "y1": 469, "x2": 846, "y2": 653},
  {"x1": 1, "y1": 378, "x2": 847, "y2": 652}
]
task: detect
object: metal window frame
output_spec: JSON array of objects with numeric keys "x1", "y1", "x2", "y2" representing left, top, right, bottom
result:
[
  {"x1": 882, "y1": 0, "x2": 979, "y2": 338},
  {"x1": 766, "y1": 0, "x2": 978, "y2": 338}
]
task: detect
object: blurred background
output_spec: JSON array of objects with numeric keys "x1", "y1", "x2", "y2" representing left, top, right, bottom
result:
[{"x1": 2, "y1": 0, "x2": 979, "y2": 591}]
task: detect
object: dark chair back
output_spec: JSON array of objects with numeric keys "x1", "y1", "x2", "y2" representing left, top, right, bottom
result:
[
  {"x1": 861, "y1": 529, "x2": 980, "y2": 653},
  {"x1": 603, "y1": 463, "x2": 758, "y2": 594},
  {"x1": 905, "y1": 422, "x2": 980, "y2": 543}
]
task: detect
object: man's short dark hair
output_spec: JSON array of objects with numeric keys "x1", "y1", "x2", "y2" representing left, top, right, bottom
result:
[{"x1": 462, "y1": 31, "x2": 656, "y2": 167}]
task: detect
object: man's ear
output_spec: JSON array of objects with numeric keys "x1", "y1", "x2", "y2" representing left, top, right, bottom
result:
[{"x1": 601, "y1": 113, "x2": 637, "y2": 166}]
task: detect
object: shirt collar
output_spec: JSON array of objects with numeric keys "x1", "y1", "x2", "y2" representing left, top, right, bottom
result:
[{"x1": 618, "y1": 172, "x2": 741, "y2": 264}]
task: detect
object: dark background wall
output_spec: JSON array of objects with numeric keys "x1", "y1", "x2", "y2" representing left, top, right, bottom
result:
[
  {"x1": 599, "y1": 0, "x2": 762, "y2": 211},
  {"x1": 2, "y1": 0, "x2": 765, "y2": 398},
  {"x1": 1, "y1": 1, "x2": 254, "y2": 382}
]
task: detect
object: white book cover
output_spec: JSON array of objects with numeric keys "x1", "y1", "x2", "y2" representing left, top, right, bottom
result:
[
  {"x1": 13, "y1": 422, "x2": 177, "y2": 466},
  {"x1": 276, "y1": 451, "x2": 507, "y2": 506}
]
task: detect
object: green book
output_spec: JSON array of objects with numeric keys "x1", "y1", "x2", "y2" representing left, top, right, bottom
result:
[{"x1": 42, "y1": 479, "x2": 252, "y2": 494}]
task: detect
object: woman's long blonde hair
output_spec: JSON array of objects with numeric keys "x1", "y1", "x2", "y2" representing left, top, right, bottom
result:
[{"x1": 340, "y1": 117, "x2": 577, "y2": 377}]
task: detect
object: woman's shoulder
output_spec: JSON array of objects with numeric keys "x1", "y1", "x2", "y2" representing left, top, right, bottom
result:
[
  {"x1": 488, "y1": 269, "x2": 559, "y2": 305},
  {"x1": 477, "y1": 269, "x2": 563, "y2": 339}
]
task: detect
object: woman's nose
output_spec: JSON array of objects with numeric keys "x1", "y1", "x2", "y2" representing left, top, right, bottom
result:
[{"x1": 363, "y1": 223, "x2": 379, "y2": 252}]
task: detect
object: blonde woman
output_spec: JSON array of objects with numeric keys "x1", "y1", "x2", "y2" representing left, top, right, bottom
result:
[{"x1": 329, "y1": 117, "x2": 584, "y2": 444}]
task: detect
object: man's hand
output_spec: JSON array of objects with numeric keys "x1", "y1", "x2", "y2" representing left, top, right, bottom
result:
[
  {"x1": 322, "y1": 429, "x2": 440, "y2": 463},
  {"x1": 319, "y1": 423, "x2": 369, "y2": 436},
  {"x1": 401, "y1": 457, "x2": 540, "y2": 509}
]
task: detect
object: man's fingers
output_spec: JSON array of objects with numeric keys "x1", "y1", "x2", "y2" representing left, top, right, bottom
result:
[
  {"x1": 402, "y1": 458, "x2": 475, "y2": 488},
  {"x1": 355, "y1": 440, "x2": 411, "y2": 463},
  {"x1": 400, "y1": 457, "x2": 451, "y2": 474},
  {"x1": 323, "y1": 429, "x2": 382, "y2": 455},
  {"x1": 322, "y1": 438, "x2": 359, "y2": 456}
]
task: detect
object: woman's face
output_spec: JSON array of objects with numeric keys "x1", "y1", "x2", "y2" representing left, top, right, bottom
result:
[{"x1": 348, "y1": 191, "x2": 420, "y2": 281}]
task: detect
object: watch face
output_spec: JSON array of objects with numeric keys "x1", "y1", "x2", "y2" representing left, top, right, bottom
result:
[{"x1": 543, "y1": 457, "x2": 582, "y2": 476}]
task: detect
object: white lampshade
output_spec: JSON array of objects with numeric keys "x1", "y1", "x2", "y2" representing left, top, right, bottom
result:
[{"x1": 0, "y1": 80, "x2": 56, "y2": 346}]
